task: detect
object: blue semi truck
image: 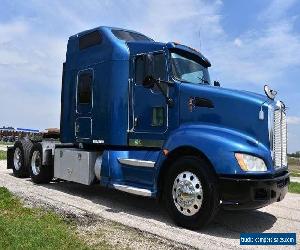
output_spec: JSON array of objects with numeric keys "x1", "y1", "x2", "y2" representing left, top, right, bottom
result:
[{"x1": 7, "y1": 26, "x2": 289, "y2": 229}]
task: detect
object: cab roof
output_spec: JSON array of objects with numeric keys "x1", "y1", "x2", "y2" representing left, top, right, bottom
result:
[{"x1": 67, "y1": 26, "x2": 211, "y2": 67}]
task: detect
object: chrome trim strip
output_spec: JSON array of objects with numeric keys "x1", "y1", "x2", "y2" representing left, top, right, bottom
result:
[
  {"x1": 113, "y1": 184, "x2": 152, "y2": 197},
  {"x1": 127, "y1": 78, "x2": 131, "y2": 132},
  {"x1": 118, "y1": 158, "x2": 155, "y2": 168}
]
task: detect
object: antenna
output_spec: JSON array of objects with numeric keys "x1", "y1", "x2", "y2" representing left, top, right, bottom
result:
[{"x1": 198, "y1": 29, "x2": 202, "y2": 51}]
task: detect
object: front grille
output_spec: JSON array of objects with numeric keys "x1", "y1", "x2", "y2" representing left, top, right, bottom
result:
[{"x1": 273, "y1": 108, "x2": 287, "y2": 168}]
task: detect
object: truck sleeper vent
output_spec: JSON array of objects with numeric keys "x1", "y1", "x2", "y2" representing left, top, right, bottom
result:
[{"x1": 79, "y1": 31, "x2": 102, "y2": 50}]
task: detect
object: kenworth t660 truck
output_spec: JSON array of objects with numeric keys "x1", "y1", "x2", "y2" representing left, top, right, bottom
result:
[{"x1": 7, "y1": 26, "x2": 289, "y2": 229}]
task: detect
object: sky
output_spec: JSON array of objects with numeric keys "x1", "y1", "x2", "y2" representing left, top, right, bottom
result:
[{"x1": 0, "y1": 0, "x2": 299, "y2": 152}]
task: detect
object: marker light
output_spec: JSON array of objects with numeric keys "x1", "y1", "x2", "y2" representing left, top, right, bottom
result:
[
  {"x1": 235, "y1": 153, "x2": 267, "y2": 172},
  {"x1": 163, "y1": 149, "x2": 169, "y2": 156}
]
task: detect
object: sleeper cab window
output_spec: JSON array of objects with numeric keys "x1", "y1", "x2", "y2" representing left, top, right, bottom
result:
[
  {"x1": 78, "y1": 72, "x2": 92, "y2": 104},
  {"x1": 112, "y1": 29, "x2": 153, "y2": 42},
  {"x1": 79, "y1": 31, "x2": 102, "y2": 50},
  {"x1": 134, "y1": 53, "x2": 167, "y2": 84}
]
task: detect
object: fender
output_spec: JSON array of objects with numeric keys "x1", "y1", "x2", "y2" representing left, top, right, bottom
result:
[{"x1": 155, "y1": 123, "x2": 273, "y2": 181}]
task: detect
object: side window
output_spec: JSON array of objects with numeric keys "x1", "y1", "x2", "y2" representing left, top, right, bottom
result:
[
  {"x1": 153, "y1": 53, "x2": 166, "y2": 81},
  {"x1": 78, "y1": 72, "x2": 92, "y2": 104},
  {"x1": 135, "y1": 56, "x2": 146, "y2": 83},
  {"x1": 134, "y1": 53, "x2": 166, "y2": 84}
]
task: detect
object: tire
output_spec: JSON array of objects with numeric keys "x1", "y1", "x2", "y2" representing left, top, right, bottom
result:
[
  {"x1": 163, "y1": 156, "x2": 219, "y2": 229},
  {"x1": 12, "y1": 139, "x2": 33, "y2": 178},
  {"x1": 29, "y1": 142, "x2": 53, "y2": 184}
]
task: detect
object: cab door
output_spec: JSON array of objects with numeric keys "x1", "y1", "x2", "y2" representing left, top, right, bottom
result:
[
  {"x1": 129, "y1": 51, "x2": 169, "y2": 146},
  {"x1": 75, "y1": 69, "x2": 93, "y2": 141}
]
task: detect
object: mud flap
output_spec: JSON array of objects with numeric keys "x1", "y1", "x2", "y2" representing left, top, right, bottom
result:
[{"x1": 7, "y1": 146, "x2": 14, "y2": 169}]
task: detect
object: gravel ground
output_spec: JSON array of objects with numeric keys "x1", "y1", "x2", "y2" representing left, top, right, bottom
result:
[
  {"x1": 0, "y1": 160, "x2": 299, "y2": 249},
  {"x1": 0, "y1": 146, "x2": 8, "y2": 151},
  {"x1": 291, "y1": 177, "x2": 300, "y2": 183}
]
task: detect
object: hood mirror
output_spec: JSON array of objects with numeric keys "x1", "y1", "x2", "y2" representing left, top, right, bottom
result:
[
  {"x1": 264, "y1": 85, "x2": 277, "y2": 100},
  {"x1": 214, "y1": 80, "x2": 220, "y2": 87}
]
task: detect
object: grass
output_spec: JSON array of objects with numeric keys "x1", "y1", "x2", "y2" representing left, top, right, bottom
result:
[
  {"x1": 288, "y1": 182, "x2": 300, "y2": 194},
  {"x1": 0, "y1": 187, "x2": 103, "y2": 250},
  {"x1": 288, "y1": 157, "x2": 300, "y2": 166},
  {"x1": 290, "y1": 172, "x2": 300, "y2": 177},
  {"x1": 288, "y1": 157, "x2": 300, "y2": 178},
  {"x1": 0, "y1": 187, "x2": 165, "y2": 250},
  {"x1": 0, "y1": 151, "x2": 6, "y2": 160}
]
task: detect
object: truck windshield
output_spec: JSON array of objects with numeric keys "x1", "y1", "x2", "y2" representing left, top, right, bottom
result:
[{"x1": 170, "y1": 52, "x2": 210, "y2": 85}]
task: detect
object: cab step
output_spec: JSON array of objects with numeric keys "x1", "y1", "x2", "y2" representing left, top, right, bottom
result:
[{"x1": 113, "y1": 184, "x2": 152, "y2": 197}]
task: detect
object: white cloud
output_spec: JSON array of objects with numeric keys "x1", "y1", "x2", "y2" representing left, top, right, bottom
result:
[
  {"x1": 259, "y1": 0, "x2": 298, "y2": 22},
  {"x1": 287, "y1": 116, "x2": 300, "y2": 125},
  {"x1": 0, "y1": 19, "x2": 67, "y2": 130},
  {"x1": 233, "y1": 38, "x2": 243, "y2": 47},
  {"x1": 0, "y1": 50, "x2": 28, "y2": 65},
  {"x1": 0, "y1": 0, "x2": 224, "y2": 130},
  {"x1": 0, "y1": 0, "x2": 299, "y2": 143},
  {"x1": 0, "y1": 21, "x2": 28, "y2": 44},
  {"x1": 205, "y1": 4, "x2": 300, "y2": 89}
]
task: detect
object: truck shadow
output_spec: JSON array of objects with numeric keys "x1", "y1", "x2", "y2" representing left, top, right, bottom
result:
[{"x1": 38, "y1": 180, "x2": 277, "y2": 239}]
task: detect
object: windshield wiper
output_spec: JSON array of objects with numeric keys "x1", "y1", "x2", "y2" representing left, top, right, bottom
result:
[
  {"x1": 173, "y1": 77, "x2": 192, "y2": 84},
  {"x1": 178, "y1": 78, "x2": 208, "y2": 85},
  {"x1": 179, "y1": 79, "x2": 192, "y2": 84},
  {"x1": 174, "y1": 76, "x2": 209, "y2": 85},
  {"x1": 197, "y1": 76, "x2": 209, "y2": 84}
]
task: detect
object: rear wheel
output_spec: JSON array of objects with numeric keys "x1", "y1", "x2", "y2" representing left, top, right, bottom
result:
[
  {"x1": 29, "y1": 143, "x2": 53, "y2": 184},
  {"x1": 12, "y1": 139, "x2": 33, "y2": 178},
  {"x1": 163, "y1": 156, "x2": 219, "y2": 229}
]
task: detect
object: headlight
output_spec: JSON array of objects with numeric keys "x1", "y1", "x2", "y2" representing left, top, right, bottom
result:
[{"x1": 235, "y1": 153, "x2": 267, "y2": 172}]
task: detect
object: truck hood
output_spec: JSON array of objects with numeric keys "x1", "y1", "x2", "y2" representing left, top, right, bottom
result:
[{"x1": 178, "y1": 84, "x2": 271, "y2": 148}]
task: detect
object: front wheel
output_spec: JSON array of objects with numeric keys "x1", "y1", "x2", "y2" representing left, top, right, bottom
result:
[
  {"x1": 163, "y1": 156, "x2": 219, "y2": 229},
  {"x1": 29, "y1": 143, "x2": 53, "y2": 184}
]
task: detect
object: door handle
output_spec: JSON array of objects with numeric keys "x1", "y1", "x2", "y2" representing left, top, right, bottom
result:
[
  {"x1": 75, "y1": 124, "x2": 79, "y2": 133},
  {"x1": 134, "y1": 117, "x2": 138, "y2": 127},
  {"x1": 188, "y1": 97, "x2": 214, "y2": 112}
]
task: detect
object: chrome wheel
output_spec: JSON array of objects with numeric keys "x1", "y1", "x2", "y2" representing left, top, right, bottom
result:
[
  {"x1": 172, "y1": 171, "x2": 203, "y2": 216},
  {"x1": 31, "y1": 151, "x2": 41, "y2": 176},
  {"x1": 13, "y1": 147, "x2": 22, "y2": 171}
]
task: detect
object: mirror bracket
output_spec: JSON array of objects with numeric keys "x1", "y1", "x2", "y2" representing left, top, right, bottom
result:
[
  {"x1": 142, "y1": 76, "x2": 174, "y2": 106},
  {"x1": 142, "y1": 75, "x2": 156, "y2": 89}
]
